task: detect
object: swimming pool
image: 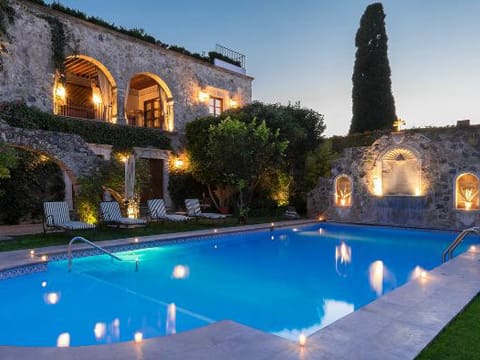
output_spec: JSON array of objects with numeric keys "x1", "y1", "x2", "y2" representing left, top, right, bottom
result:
[{"x1": 0, "y1": 223, "x2": 474, "y2": 347}]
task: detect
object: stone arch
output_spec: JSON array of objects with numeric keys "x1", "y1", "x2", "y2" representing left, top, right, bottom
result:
[
  {"x1": 0, "y1": 121, "x2": 102, "y2": 189},
  {"x1": 53, "y1": 55, "x2": 118, "y2": 122},
  {"x1": 455, "y1": 172, "x2": 480, "y2": 211},
  {"x1": 125, "y1": 72, "x2": 174, "y2": 131},
  {"x1": 334, "y1": 174, "x2": 352, "y2": 207}
]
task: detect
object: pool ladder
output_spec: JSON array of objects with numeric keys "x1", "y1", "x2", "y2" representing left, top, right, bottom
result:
[
  {"x1": 442, "y1": 227, "x2": 480, "y2": 263},
  {"x1": 68, "y1": 236, "x2": 123, "y2": 271}
]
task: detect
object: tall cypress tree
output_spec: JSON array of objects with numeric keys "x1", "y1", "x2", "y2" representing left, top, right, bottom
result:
[{"x1": 350, "y1": 2, "x2": 396, "y2": 134}]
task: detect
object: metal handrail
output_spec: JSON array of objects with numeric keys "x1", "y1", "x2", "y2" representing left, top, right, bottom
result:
[
  {"x1": 442, "y1": 227, "x2": 480, "y2": 263},
  {"x1": 68, "y1": 236, "x2": 122, "y2": 271}
]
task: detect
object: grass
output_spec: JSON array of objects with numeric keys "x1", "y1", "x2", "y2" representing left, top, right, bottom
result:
[
  {"x1": 416, "y1": 293, "x2": 480, "y2": 359},
  {"x1": 0, "y1": 216, "x2": 286, "y2": 252}
]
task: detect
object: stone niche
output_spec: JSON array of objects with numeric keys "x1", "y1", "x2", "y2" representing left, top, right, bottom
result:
[{"x1": 307, "y1": 128, "x2": 480, "y2": 230}]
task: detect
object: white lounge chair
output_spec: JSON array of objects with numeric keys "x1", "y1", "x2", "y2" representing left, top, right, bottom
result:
[
  {"x1": 147, "y1": 199, "x2": 191, "y2": 222},
  {"x1": 43, "y1": 201, "x2": 96, "y2": 233},
  {"x1": 99, "y1": 201, "x2": 147, "y2": 227},
  {"x1": 184, "y1": 198, "x2": 226, "y2": 220}
]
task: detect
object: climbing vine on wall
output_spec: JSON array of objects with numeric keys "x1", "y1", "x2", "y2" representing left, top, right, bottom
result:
[
  {"x1": 45, "y1": 16, "x2": 66, "y2": 75},
  {"x1": 0, "y1": 0, "x2": 15, "y2": 71}
]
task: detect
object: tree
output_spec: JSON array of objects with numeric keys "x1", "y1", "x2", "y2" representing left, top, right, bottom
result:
[
  {"x1": 350, "y1": 2, "x2": 396, "y2": 134},
  {"x1": 0, "y1": 142, "x2": 16, "y2": 179},
  {"x1": 187, "y1": 116, "x2": 288, "y2": 214}
]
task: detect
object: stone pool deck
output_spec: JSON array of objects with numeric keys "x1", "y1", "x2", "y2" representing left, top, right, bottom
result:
[{"x1": 1, "y1": 221, "x2": 479, "y2": 359}]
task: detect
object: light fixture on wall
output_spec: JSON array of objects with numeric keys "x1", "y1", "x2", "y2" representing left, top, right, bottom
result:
[
  {"x1": 229, "y1": 99, "x2": 238, "y2": 108},
  {"x1": 55, "y1": 84, "x2": 66, "y2": 99},
  {"x1": 174, "y1": 159, "x2": 184, "y2": 169},
  {"x1": 93, "y1": 94, "x2": 102, "y2": 105},
  {"x1": 198, "y1": 91, "x2": 210, "y2": 102}
]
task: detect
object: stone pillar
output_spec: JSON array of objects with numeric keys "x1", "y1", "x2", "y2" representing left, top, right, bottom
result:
[
  {"x1": 163, "y1": 157, "x2": 172, "y2": 207},
  {"x1": 125, "y1": 154, "x2": 135, "y2": 201},
  {"x1": 63, "y1": 170, "x2": 74, "y2": 210},
  {"x1": 116, "y1": 87, "x2": 127, "y2": 125}
]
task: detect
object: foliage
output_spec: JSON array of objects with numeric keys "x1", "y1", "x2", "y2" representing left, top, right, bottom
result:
[
  {"x1": 0, "y1": 0, "x2": 14, "y2": 39},
  {"x1": 0, "y1": 149, "x2": 64, "y2": 224},
  {"x1": 167, "y1": 170, "x2": 206, "y2": 210},
  {"x1": 305, "y1": 139, "x2": 337, "y2": 190},
  {"x1": 45, "y1": 16, "x2": 66, "y2": 74},
  {"x1": 350, "y1": 2, "x2": 396, "y2": 134},
  {"x1": 0, "y1": 141, "x2": 17, "y2": 180},
  {"x1": 221, "y1": 101, "x2": 326, "y2": 211},
  {"x1": 193, "y1": 117, "x2": 288, "y2": 212},
  {"x1": 75, "y1": 153, "x2": 151, "y2": 223},
  {"x1": 26, "y1": 0, "x2": 242, "y2": 67},
  {"x1": 0, "y1": 102, "x2": 170, "y2": 151}
]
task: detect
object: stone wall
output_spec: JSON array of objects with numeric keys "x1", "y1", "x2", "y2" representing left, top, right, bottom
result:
[
  {"x1": 308, "y1": 126, "x2": 480, "y2": 230},
  {"x1": 0, "y1": 0, "x2": 253, "y2": 139},
  {"x1": 0, "y1": 120, "x2": 102, "y2": 185}
]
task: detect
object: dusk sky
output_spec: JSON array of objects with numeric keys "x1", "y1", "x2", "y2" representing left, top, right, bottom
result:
[{"x1": 47, "y1": 0, "x2": 480, "y2": 136}]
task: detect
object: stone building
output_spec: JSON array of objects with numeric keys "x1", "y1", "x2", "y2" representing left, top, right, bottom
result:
[
  {"x1": 0, "y1": 0, "x2": 253, "y2": 210},
  {"x1": 308, "y1": 125, "x2": 480, "y2": 230}
]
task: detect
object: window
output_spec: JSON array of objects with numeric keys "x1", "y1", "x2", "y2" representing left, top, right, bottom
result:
[
  {"x1": 209, "y1": 97, "x2": 223, "y2": 116},
  {"x1": 144, "y1": 99, "x2": 161, "y2": 128}
]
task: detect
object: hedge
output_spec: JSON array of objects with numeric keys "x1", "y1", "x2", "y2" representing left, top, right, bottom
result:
[{"x1": 0, "y1": 102, "x2": 171, "y2": 151}]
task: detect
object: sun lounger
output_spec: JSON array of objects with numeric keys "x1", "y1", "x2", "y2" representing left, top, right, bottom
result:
[
  {"x1": 43, "y1": 201, "x2": 95, "y2": 233},
  {"x1": 147, "y1": 199, "x2": 190, "y2": 222},
  {"x1": 185, "y1": 198, "x2": 226, "y2": 220},
  {"x1": 99, "y1": 201, "x2": 147, "y2": 228}
]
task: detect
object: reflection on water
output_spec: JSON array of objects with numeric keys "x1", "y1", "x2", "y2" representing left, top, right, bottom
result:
[
  {"x1": 409, "y1": 265, "x2": 427, "y2": 281},
  {"x1": 166, "y1": 303, "x2": 176, "y2": 335},
  {"x1": 44, "y1": 292, "x2": 60, "y2": 305},
  {"x1": 369, "y1": 260, "x2": 385, "y2": 296},
  {"x1": 94, "y1": 322, "x2": 106, "y2": 340},
  {"x1": 56, "y1": 332, "x2": 70, "y2": 347},
  {"x1": 272, "y1": 299, "x2": 354, "y2": 340},
  {"x1": 172, "y1": 265, "x2": 190, "y2": 279},
  {"x1": 335, "y1": 242, "x2": 352, "y2": 277}
]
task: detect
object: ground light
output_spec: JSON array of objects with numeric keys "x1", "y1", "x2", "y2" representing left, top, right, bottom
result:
[{"x1": 298, "y1": 333, "x2": 307, "y2": 347}]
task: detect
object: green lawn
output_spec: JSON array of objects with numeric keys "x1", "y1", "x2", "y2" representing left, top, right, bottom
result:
[
  {"x1": 416, "y1": 293, "x2": 480, "y2": 360},
  {"x1": 0, "y1": 216, "x2": 286, "y2": 252}
]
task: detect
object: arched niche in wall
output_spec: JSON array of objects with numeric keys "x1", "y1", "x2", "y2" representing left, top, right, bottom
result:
[
  {"x1": 334, "y1": 174, "x2": 352, "y2": 207},
  {"x1": 455, "y1": 173, "x2": 479, "y2": 211},
  {"x1": 380, "y1": 147, "x2": 421, "y2": 196}
]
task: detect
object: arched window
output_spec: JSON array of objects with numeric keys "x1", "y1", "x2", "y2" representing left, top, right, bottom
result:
[
  {"x1": 381, "y1": 147, "x2": 421, "y2": 196},
  {"x1": 125, "y1": 73, "x2": 174, "y2": 131},
  {"x1": 334, "y1": 175, "x2": 352, "y2": 207},
  {"x1": 455, "y1": 173, "x2": 479, "y2": 210},
  {"x1": 53, "y1": 55, "x2": 117, "y2": 122}
]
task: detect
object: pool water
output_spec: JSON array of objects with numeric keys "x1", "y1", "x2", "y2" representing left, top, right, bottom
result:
[{"x1": 0, "y1": 223, "x2": 475, "y2": 347}]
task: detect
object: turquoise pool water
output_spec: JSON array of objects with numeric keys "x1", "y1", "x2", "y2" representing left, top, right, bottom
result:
[{"x1": 0, "y1": 223, "x2": 475, "y2": 347}]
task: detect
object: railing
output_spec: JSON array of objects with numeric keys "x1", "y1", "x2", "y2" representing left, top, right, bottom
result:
[
  {"x1": 215, "y1": 44, "x2": 246, "y2": 69},
  {"x1": 442, "y1": 227, "x2": 480, "y2": 262},
  {"x1": 68, "y1": 236, "x2": 122, "y2": 271}
]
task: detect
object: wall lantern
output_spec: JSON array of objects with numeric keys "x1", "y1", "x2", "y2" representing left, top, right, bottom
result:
[
  {"x1": 229, "y1": 99, "x2": 238, "y2": 108},
  {"x1": 55, "y1": 84, "x2": 66, "y2": 99},
  {"x1": 174, "y1": 159, "x2": 184, "y2": 169},
  {"x1": 198, "y1": 91, "x2": 210, "y2": 102},
  {"x1": 93, "y1": 94, "x2": 102, "y2": 105}
]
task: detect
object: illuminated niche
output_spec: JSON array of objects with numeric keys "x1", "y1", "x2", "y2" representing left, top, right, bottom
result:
[
  {"x1": 334, "y1": 175, "x2": 352, "y2": 207},
  {"x1": 380, "y1": 147, "x2": 421, "y2": 196},
  {"x1": 455, "y1": 173, "x2": 479, "y2": 211}
]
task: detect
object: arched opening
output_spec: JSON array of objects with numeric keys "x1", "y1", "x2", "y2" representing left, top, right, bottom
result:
[
  {"x1": 455, "y1": 173, "x2": 479, "y2": 211},
  {"x1": 125, "y1": 72, "x2": 174, "y2": 131},
  {"x1": 380, "y1": 147, "x2": 421, "y2": 196},
  {"x1": 334, "y1": 174, "x2": 352, "y2": 207},
  {"x1": 53, "y1": 55, "x2": 117, "y2": 122},
  {"x1": 0, "y1": 148, "x2": 69, "y2": 224}
]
